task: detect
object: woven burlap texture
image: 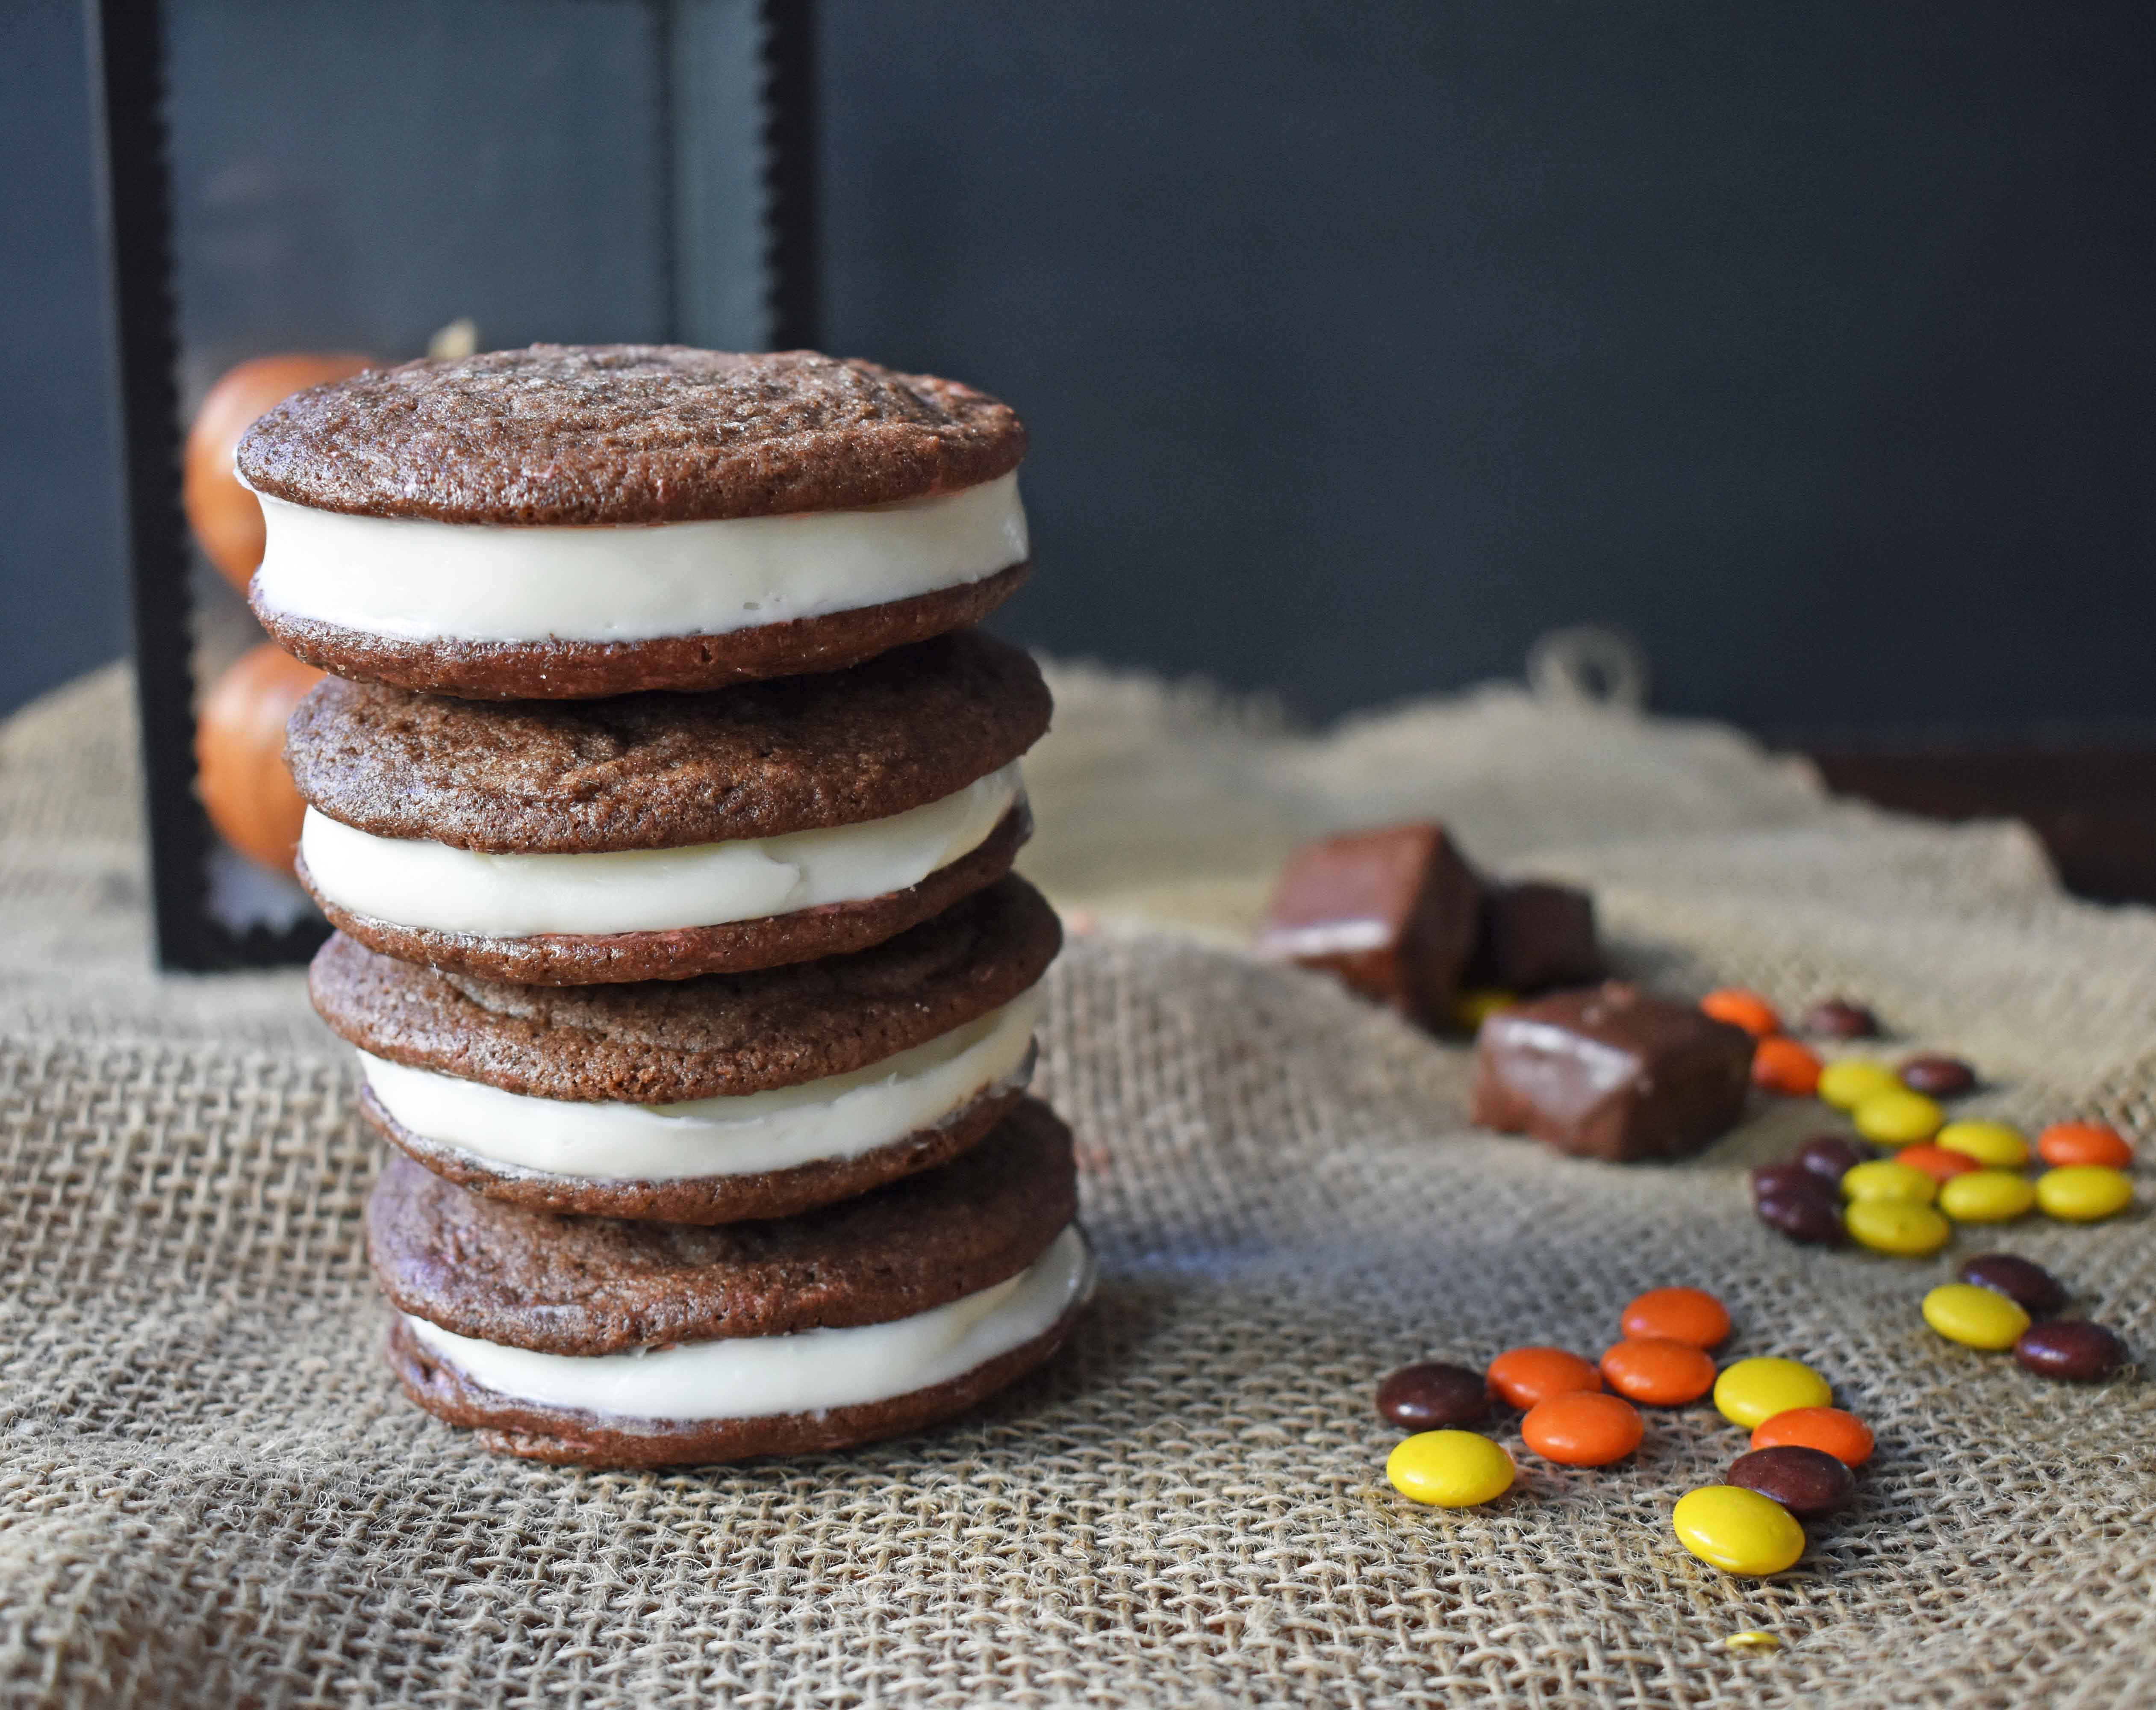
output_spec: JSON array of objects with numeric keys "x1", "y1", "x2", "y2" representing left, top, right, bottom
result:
[{"x1": 2, "y1": 664, "x2": 2152, "y2": 1709}]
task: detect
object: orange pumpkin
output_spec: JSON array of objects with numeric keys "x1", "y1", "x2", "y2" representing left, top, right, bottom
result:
[
  {"x1": 194, "y1": 642, "x2": 323, "y2": 875},
  {"x1": 183, "y1": 352, "x2": 372, "y2": 591}
]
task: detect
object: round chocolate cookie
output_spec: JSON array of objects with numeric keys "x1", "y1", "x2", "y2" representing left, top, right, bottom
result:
[
  {"x1": 310, "y1": 874, "x2": 1062, "y2": 1104},
  {"x1": 288, "y1": 631, "x2": 1049, "y2": 853},
  {"x1": 240, "y1": 346, "x2": 1033, "y2": 698},
  {"x1": 287, "y1": 632, "x2": 1049, "y2": 982},
  {"x1": 370, "y1": 1098, "x2": 1088, "y2": 1466},
  {"x1": 238, "y1": 347, "x2": 1026, "y2": 525}
]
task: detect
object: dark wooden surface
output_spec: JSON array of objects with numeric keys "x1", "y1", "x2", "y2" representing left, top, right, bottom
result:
[{"x1": 1804, "y1": 746, "x2": 2156, "y2": 905}]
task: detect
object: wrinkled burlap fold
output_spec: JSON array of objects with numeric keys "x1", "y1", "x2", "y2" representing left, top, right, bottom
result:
[{"x1": 0, "y1": 664, "x2": 2151, "y2": 1708}]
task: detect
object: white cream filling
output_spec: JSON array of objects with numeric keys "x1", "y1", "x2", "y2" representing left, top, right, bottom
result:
[
  {"x1": 406, "y1": 1224, "x2": 1091, "y2": 1422},
  {"x1": 252, "y1": 470, "x2": 1027, "y2": 644},
  {"x1": 360, "y1": 985, "x2": 1044, "y2": 1181},
  {"x1": 302, "y1": 761, "x2": 1022, "y2": 938}
]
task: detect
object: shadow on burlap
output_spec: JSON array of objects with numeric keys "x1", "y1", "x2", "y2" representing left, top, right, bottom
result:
[{"x1": 0, "y1": 666, "x2": 2150, "y2": 1708}]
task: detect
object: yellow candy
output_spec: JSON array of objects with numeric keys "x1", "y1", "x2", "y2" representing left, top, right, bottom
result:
[
  {"x1": 1817, "y1": 1059, "x2": 1900, "y2": 1112},
  {"x1": 1922, "y1": 1282, "x2": 2031, "y2": 1350},
  {"x1": 1844, "y1": 1198, "x2": 1952, "y2": 1255},
  {"x1": 1672, "y1": 1486, "x2": 1806, "y2": 1576},
  {"x1": 1841, "y1": 1159, "x2": 1938, "y2": 1205},
  {"x1": 1852, "y1": 1089, "x2": 1944, "y2": 1146},
  {"x1": 1935, "y1": 1120, "x2": 2029, "y2": 1169},
  {"x1": 1386, "y1": 1430, "x2": 1515, "y2": 1508},
  {"x1": 2035, "y1": 1165, "x2": 2134, "y2": 1223},
  {"x1": 1451, "y1": 988, "x2": 1517, "y2": 1030},
  {"x1": 1937, "y1": 1168, "x2": 2035, "y2": 1223},
  {"x1": 1713, "y1": 1356, "x2": 1832, "y2": 1429}
]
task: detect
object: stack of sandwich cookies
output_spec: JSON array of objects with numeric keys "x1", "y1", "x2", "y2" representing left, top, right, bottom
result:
[{"x1": 239, "y1": 345, "x2": 1087, "y2": 1465}]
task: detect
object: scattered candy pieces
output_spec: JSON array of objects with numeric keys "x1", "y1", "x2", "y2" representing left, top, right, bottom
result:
[
  {"x1": 1521, "y1": 1390, "x2": 1644, "y2": 1466},
  {"x1": 1726, "y1": 1445, "x2": 1854, "y2": 1516},
  {"x1": 1672, "y1": 1486, "x2": 1806, "y2": 1577},
  {"x1": 1620, "y1": 1286, "x2": 1731, "y2": 1350},
  {"x1": 1817, "y1": 1060, "x2": 1899, "y2": 1112},
  {"x1": 1486, "y1": 1346, "x2": 1603, "y2": 1410},
  {"x1": 1752, "y1": 1037, "x2": 1822, "y2": 1097},
  {"x1": 1752, "y1": 1161, "x2": 1830, "y2": 1203},
  {"x1": 1936, "y1": 1168, "x2": 2035, "y2": 1224},
  {"x1": 2036, "y1": 1122, "x2": 2133, "y2": 1170},
  {"x1": 1714, "y1": 1356, "x2": 1832, "y2": 1429},
  {"x1": 1841, "y1": 1159, "x2": 1937, "y2": 1205},
  {"x1": 1922, "y1": 1282, "x2": 2030, "y2": 1350},
  {"x1": 1844, "y1": 1198, "x2": 1951, "y2": 1255},
  {"x1": 1701, "y1": 988, "x2": 1782, "y2": 1038},
  {"x1": 1757, "y1": 1191, "x2": 1847, "y2": 1246},
  {"x1": 1897, "y1": 1055, "x2": 1976, "y2": 1098},
  {"x1": 1957, "y1": 1253, "x2": 2066, "y2": 1317},
  {"x1": 2015, "y1": 1321, "x2": 2132, "y2": 1382},
  {"x1": 2036, "y1": 1165, "x2": 2133, "y2": 1223},
  {"x1": 1750, "y1": 1406, "x2": 1874, "y2": 1468},
  {"x1": 1376, "y1": 1362, "x2": 1493, "y2": 1430},
  {"x1": 1601, "y1": 1338, "x2": 1718, "y2": 1406},
  {"x1": 1896, "y1": 1144, "x2": 1979, "y2": 1185},
  {"x1": 1935, "y1": 1120, "x2": 2028, "y2": 1169},
  {"x1": 1793, "y1": 1135, "x2": 1865, "y2": 1182},
  {"x1": 1387, "y1": 1430, "x2": 1515, "y2": 1507},
  {"x1": 1852, "y1": 1089, "x2": 1943, "y2": 1147},
  {"x1": 1801, "y1": 999, "x2": 1877, "y2": 1039}
]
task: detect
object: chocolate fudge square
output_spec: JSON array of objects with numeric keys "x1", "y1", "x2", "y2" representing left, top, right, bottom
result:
[
  {"x1": 1257, "y1": 823, "x2": 1481, "y2": 1028},
  {"x1": 1472, "y1": 982, "x2": 1755, "y2": 1160},
  {"x1": 1466, "y1": 880, "x2": 1602, "y2": 994}
]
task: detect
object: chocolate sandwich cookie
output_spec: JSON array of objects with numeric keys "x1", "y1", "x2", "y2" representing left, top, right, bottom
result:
[
  {"x1": 313, "y1": 876, "x2": 1061, "y2": 1223},
  {"x1": 239, "y1": 345, "x2": 1032, "y2": 698},
  {"x1": 369, "y1": 1098, "x2": 1092, "y2": 1466},
  {"x1": 286, "y1": 631, "x2": 1050, "y2": 983}
]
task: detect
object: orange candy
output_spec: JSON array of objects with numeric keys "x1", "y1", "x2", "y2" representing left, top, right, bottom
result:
[
  {"x1": 1701, "y1": 988, "x2": 1783, "y2": 1038},
  {"x1": 1897, "y1": 1143, "x2": 1981, "y2": 1184},
  {"x1": 1751, "y1": 1036, "x2": 1822, "y2": 1097},
  {"x1": 1520, "y1": 1391, "x2": 1644, "y2": 1466},
  {"x1": 1749, "y1": 1406, "x2": 1874, "y2": 1468},
  {"x1": 2037, "y1": 1122, "x2": 2135, "y2": 1170},
  {"x1": 1599, "y1": 1338, "x2": 1718, "y2": 1406},
  {"x1": 1486, "y1": 1346, "x2": 1603, "y2": 1410},
  {"x1": 1619, "y1": 1287, "x2": 1732, "y2": 1350}
]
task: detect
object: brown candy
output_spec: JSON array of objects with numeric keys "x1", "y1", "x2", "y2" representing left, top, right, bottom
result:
[
  {"x1": 2014, "y1": 1321, "x2": 2130, "y2": 1382},
  {"x1": 1258, "y1": 823, "x2": 1482, "y2": 1029},
  {"x1": 1957, "y1": 1253, "x2": 2068, "y2": 1318},
  {"x1": 1899, "y1": 1055, "x2": 1977, "y2": 1098},
  {"x1": 1465, "y1": 881, "x2": 1602, "y2": 995},
  {"x1": 1802, "y1": 999, "x2": 1879, "y2": 1039},
  {"x1": 1750, "y1": 1162, "x2": 1833, "y2": 1204},
  {"x1": 1727, "y1": 1445, "x2": 1856, "y2": 1516},
  {"x1": 1756, "y1": 1193, "x2": 1847, "y2": 1246},
  {"x1": 1794, "y1": 1135, "x2": 1867, "y2": 1182},
  {"x1": 1375, "y1": 1362, "x2": 1495, "y2": 1430},
  {"x1": 1471, "y1": 982, "x2": 1755, "y2": 1162}
]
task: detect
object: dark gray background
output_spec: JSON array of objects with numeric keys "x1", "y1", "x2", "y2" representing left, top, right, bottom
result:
[{"x1": 8, "y1": 0, "x2": 2155, "y2": 732}]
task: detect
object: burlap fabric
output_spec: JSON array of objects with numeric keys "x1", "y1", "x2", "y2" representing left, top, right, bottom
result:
[{"x1": 1, "y1": 664, "x2": 2151, "y2": 1708}]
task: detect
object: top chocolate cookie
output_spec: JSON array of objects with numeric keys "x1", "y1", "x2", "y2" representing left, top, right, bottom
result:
[
  {"x1": 239, "y1": 346, "x2": 1034, "y2": 698},
  {"x1": 237, "y1": 346, "x2": 1026, "y2": 525}
]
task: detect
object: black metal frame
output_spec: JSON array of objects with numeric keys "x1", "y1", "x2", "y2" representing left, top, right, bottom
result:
[{"x1": 85, "y1": 0, "x2": 821, "y2": 971}]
